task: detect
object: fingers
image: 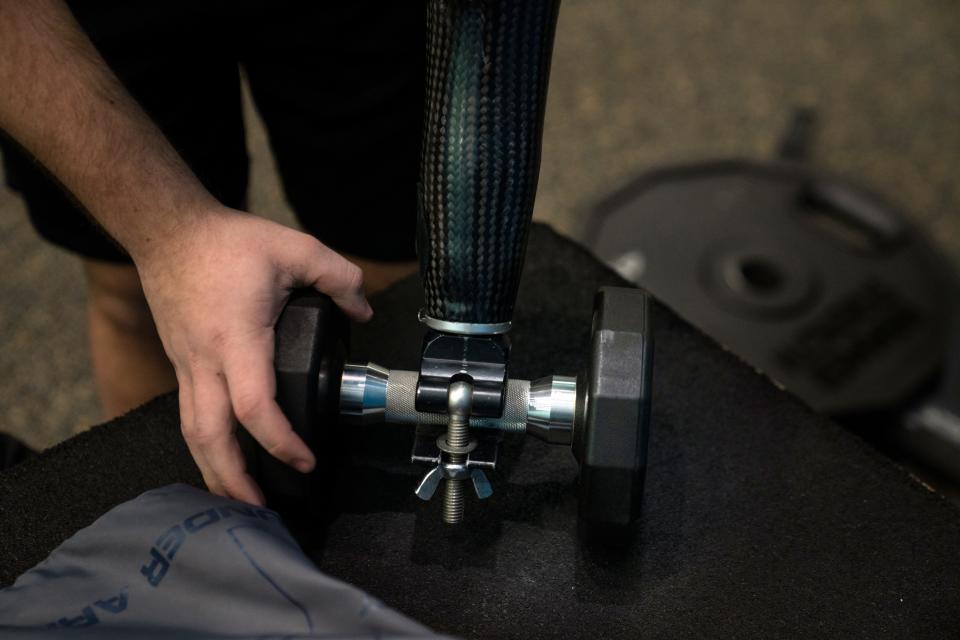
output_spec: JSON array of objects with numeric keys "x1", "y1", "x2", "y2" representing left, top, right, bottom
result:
[
  {"x1": 177, "y1": 335, "x2": 316, "y2": 507},
  {"x1": 289, "y1": 237, "x2": 373, "y2": 322},
  {"x1": 223, "y1": 332, "x2": 316, "y2": 475},
  {"x1": 161, "y1": 218, "x2": 356, "y2": 507},
  {"x1": 177, "y1": 375, "x2": 214, "y2": 488},
  {"x1": 181, "y1": 366, "x2": 265, "y2": 506}
]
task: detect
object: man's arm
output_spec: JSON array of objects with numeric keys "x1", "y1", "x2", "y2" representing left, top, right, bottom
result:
[
  {"x1": 0, "y1": 0, "x2": 373, "y2": 505},
  {"x1": 0, "y1": 0, "x2": 213, "y2": 255}
]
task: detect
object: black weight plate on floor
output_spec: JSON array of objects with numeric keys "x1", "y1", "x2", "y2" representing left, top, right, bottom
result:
[
  {"x1": 246, "y1": 289, "x2": 347, "y2": 505},
  {"x1": 573, "y1": 286, "x2": 653, "y2": 527},
  {"x1": 589, "y1": 160, "x2": 960, "y2": 418}
]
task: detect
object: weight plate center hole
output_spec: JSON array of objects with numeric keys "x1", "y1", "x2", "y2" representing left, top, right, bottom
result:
[{"x1": 739, "y1": 256, "x2": 785, "y2": 295}]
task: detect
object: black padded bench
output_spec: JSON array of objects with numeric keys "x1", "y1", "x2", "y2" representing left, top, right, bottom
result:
[{"x1": 2, "y1": 225, "x2": 958, "y2": 638}]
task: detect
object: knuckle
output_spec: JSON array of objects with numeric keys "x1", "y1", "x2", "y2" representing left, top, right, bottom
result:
[
  {"x1": 305, "y1": 236, "x2": 326, "y2": 255},
  {"x1": 206, "y1": 328, "x2": 230, "y2": 353},
  {"x1": 218, "y1": 474, "x2": 247, "y2": 498},
  {"x1": 184, "y1": 345, "x2": 212, "y2": 371},
  {"x1": 180, "y1": 422, "x2": 198, "y2": 441},
  {"x1": 340, "y1": 262, "x2": 364, "y2": 293},
  {"x1": 233, "y1": 392, "x2": 267, "y2": 425},
  {"x1": 182, "y1": 423, "x2": 220, "y2": 447},
  {"x1": 298, "y1": 236, "x2": 328, "y2": 265},
  {"x1": 264, "y1": 436, "x2": 295, "y2": 461}
]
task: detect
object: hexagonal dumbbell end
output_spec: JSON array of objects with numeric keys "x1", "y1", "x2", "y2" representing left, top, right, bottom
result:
[
  {"x1": 247, "y1": 289, "x2": 347, "y2": 507},
  {"x1": 572, "y1": 286, "x2": 654, "y2": 528}
]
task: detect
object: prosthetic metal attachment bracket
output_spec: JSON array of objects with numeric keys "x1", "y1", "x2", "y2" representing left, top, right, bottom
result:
[{"x1": 414, "y1": 330, "x2": 510, "y2": 417}]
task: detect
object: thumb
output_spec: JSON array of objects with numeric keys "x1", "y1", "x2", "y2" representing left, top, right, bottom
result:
[{"x1": 287, "y1": 235, "x2": 373, "y2": 322}]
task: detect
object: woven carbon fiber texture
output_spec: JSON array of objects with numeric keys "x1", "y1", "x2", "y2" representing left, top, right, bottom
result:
[{"x1": 419, "y1": 0, "x2": 560, "y2": 327}]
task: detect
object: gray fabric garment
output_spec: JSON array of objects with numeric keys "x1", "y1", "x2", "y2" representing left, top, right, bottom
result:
[{"x1": 0, "y1": 484, "x2": 445, "y2": 639}]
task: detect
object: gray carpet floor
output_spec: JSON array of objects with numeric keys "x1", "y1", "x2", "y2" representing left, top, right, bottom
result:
[{"x1": 1, "y1": 0, "x2": 958, "y2": 451}]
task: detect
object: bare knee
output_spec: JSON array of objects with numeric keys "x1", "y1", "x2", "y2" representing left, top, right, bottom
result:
[
  {"x1": 341, "y1": 254, "x2": 418, "y2": 296},
  {"x1": 83, "y1": 260, "x2": 175, "y2": 418},
  {"x1": 83, "y1": 260, "x2": 156, "y2": 336}
]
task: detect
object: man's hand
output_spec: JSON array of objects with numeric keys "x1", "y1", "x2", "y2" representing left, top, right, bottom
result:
[
  {"x1": 0, "y1": 1, "x2": 377, "y2": 504},
  {"x1": 136, "y1": 207, "x2": 373, "y2": 506}
]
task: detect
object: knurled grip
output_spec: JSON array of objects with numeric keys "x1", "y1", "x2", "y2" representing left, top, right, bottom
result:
[
  {"x1": 386, "y1": 370, "x2": 529, "y2": 432},
  {"x1": 418, "y1": 0, "x2": 561, "y2": 327}
]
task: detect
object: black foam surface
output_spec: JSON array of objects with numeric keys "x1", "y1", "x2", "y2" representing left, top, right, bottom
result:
[{"x1": 2, "y1": 225, "x2": 959, "y2": 638}]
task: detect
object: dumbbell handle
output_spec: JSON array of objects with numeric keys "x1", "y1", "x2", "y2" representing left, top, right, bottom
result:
[{"x1": 340, "y1": 363, "x2": 576, "y2": 445}]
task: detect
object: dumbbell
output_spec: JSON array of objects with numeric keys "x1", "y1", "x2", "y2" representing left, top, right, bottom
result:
[
  {"x1": 249, "y1": 285, "x2": 653, "y2": 528},
  {"x1": 244, "y1": 0, "x2": 654, "y2": 528}
]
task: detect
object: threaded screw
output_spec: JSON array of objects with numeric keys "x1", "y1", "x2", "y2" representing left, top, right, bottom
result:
[{"x1": 443, "y1": 381, "x2": 472, "y2": 524}]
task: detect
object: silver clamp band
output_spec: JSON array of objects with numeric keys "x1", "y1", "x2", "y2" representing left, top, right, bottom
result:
[{"x1": 418, "y1": 310, "x2": 512, "y2": 335}]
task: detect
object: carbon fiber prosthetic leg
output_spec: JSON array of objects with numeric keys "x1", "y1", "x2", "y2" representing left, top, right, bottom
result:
[
  {"x1": 419, "y1": 0, "x2": 560, "y2": 331},
  {"x1": 413, "y1": 0, "x2": 561, "y2": 523}
]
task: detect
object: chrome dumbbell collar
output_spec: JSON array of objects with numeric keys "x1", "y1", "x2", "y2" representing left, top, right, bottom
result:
[{"x1": 339, "y1": 362, "x2": 389, "y2": 424}]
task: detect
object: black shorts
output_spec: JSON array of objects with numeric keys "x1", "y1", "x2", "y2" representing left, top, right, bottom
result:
[{"x1": 0, "y1": 1, "x2": 423, "y2": 263}]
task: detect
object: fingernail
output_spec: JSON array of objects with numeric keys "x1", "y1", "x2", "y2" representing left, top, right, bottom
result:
[
  {"x1": 294, "y1": 459, "x2": 314, "y2": 473},
  {"x1": 361, "y1": 302, "x2": 374, "y2": 321}
]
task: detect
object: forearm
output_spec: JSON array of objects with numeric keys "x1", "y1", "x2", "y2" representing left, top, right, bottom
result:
[
  {"x1": 0, "y1": 0, "x2": 219, "y2": 261},
  {"x1": 0, "y1": 1, "x2": 379, "y2": 505}
]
